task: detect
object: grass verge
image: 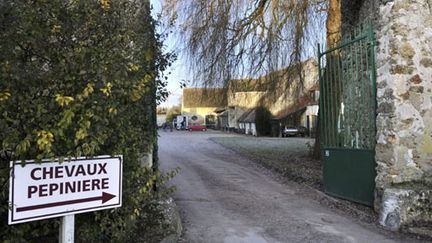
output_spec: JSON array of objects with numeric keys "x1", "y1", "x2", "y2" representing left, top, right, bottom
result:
[{"x1": 210, "y1": 136, "x2": 322, "y2": 189}]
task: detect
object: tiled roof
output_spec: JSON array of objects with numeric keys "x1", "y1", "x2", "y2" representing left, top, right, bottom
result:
[
  {"x1": 228, "y1": 59, "x2": 317, "y2": 93},
  {"x1": 183, "y1": 88, "x2": 228, "y2": 108},
  {"x1": 272, "y1": 95, "x2": 317, "y2": 120}
]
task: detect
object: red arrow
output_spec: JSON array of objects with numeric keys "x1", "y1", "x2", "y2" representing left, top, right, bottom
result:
[{"x1": 16, "y1": 192, "x2": 116, "y2": 212}]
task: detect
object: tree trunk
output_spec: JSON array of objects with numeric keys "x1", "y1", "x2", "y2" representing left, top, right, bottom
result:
[{"x1": 326, "y1": 0, "x2": 342, "y2": 49}]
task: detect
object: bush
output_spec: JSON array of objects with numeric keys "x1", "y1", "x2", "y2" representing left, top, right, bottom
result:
[
  {"x1": 0, "y1": 0, "x2": 173, "y2": 242},
  {"x1": 166, "y1": 106, "x2": 181, "y2": 122}
]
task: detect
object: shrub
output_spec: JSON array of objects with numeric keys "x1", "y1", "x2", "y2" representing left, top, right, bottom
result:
[
  {"x1": 0, "y1": 0, "x2": 173, "y2": 241},
  {"x1": 166, "y1": 106, "x2": 181, "y2": 122}
]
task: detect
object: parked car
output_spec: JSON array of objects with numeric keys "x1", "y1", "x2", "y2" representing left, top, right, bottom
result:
[
  {"x1": 187, "y1": 125, "x2": 207, "y2": 132},
  {"x1": 282, "y1": 126, "x2": 308, "y2": 137}
]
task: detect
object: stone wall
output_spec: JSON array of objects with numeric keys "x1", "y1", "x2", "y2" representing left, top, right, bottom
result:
[
  {"x1": 341, "y1": 0, "x2": 432, "y2": 233},
  {"x1": 375, "y1": 0, "x2": 432, "y2": 196}
]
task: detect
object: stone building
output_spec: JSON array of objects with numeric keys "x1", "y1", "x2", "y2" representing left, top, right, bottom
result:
[
  {"x1": 238, "y1": 109, "x2": 258, "y2": 136},
  {"x1": 227, "y1": 59, "x2": 319, "y2": 135},
  {"x1": 341, "y1": 0, "x2": 432, "y2": 234},
  {"x1": 181, "y1": 59, "x2": 319, "y2": 135},
  {"x1": 181, "y1": 88, "x2": 228, "y2": 127},
  {"x1": 272, "y1": 87, "x2": 320, "y2": 138}
]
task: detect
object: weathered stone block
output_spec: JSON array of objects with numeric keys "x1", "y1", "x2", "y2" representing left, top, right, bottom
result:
[
  {"x1": 390, "y1": 65, "x2": 414, "y2": 75},
  {"x1": 399, "y1": 91, "x2": 410, "y2": 100},
  {"x1": 377, "y1": 102, "x2": 395, "y2": 114},
  {"x1": 409, "y1": 74, "x2": 422, "y2": 84},
  {"x1": 379, "y1": 188, "x2": 432, "y2": 235},
  {"x1": 420, "y1": 58, "x2": 432, "y2": 68},
  {"x1": 409, "y1": 86, "x2": 424, "y2": 93},
  {"x1": 399, "y1": 43, "x2": 415, "y2": 60}
]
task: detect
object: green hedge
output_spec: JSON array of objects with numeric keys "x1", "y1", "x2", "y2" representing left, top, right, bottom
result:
[{"x1": 0, "y1": 0, "x2": 173, "y2": 242}]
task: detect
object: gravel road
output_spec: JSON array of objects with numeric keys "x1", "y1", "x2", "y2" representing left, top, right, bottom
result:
[{"x1": 158, "y1": 131, "x2": 420, "y2": 243}]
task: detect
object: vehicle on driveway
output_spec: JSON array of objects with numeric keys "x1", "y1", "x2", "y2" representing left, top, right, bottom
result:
[
  {"x1": 175, "y1": 115, "x2": 189, "y2": 130},
  {"x1": 188, "y1": 124, "x2": 207, "y2": 132},
  {"x1": 282, "y1": 126, "x2": 308, "y2": 137}
]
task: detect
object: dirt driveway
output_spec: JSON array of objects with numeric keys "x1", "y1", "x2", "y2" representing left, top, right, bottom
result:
[{"x1": 158, "y1": 131, "x2": 419, "y2": 243}]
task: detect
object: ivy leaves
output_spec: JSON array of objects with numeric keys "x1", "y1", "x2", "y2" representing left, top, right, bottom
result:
[
  {"x1": 0, "y1": 0, "x2": 163, "y2": 161},
  {"x1": 55, "y1": 95, "x2": 74, "y2": 107},
  {"x1": 0, "y1": 90, "x2": 11, "y2": 101},
  {"x1": 0, "y1": 0, "x2": 175, "y2": 241}
]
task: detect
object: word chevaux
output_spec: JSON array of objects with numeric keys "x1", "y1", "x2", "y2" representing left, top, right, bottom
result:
[{"x1": 27, "y1": 163, "x2": 109, "y2": 199}]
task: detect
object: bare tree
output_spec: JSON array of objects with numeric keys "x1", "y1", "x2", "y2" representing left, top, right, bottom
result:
[
  {"x1": 162, "y1": 0, "x2": 343, "y2": 158},
  {"x1": 163, "y1": 0, "x2": 327, "y2": 87}
]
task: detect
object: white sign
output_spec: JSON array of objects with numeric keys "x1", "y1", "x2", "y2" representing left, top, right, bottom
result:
[{"x1": 9, "y1": 155, "x2": 122, "y2": 225}]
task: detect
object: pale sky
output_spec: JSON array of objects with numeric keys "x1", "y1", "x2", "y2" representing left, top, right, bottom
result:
[{"x1": 151, "y1": 0, "x2": 188, "y2": 108}]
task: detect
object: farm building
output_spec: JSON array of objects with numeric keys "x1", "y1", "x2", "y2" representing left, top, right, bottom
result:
[
  {"x1": 272, "y1": 85, "x2": 320, "y2": 137},
  {"x1": 180, "y1": 59, "x2": 319, "y2": 136},
  {"x1": 226, "y1": 58, "x2": 319, "y2": 136},
  {"x1": 238, "y1": 109, "x2": 257, "y2": 136},
  {"x1": 181, "y1": 88, "x2": 227, "y2": 128}
]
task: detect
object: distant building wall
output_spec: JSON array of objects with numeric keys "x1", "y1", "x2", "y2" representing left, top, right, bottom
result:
[
  {"x1": 228, "y1": 92, "x2": 265, "y2": 128},
  {"x1": 181, "y1": 107, "x2": 218, "y2": 125},
  {"x1": 234, "y1": 91, "x2": 266, "y2": 109},
  {"x1": 270, "y1": 59, "x2": 318, "y2": 115},
  {"x1": 181, "y1": 87, "x2": 228, "y2": 127}
]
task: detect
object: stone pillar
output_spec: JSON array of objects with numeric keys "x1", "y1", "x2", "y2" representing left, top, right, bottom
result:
[{"x1": 374, "y1": 0, "x2": 432, "y2": 234}]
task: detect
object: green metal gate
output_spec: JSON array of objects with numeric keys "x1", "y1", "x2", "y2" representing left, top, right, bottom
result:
[{"x1": 318, "y1": 21, "x2": 377, "y2": 206}]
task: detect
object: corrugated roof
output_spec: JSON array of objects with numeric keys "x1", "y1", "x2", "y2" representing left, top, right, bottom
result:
[{"x1": 183, "y1": 88, "x2": 227, "y2": 108}]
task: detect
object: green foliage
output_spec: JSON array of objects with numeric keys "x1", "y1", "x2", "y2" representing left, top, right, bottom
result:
[
  {"x1": 255, "y1": 106, "x2": 272, "y2": 136},
  {"x1": 0, "y1": 0, "x2": 174, "y2": 242},
  {"x1": 165, "y1": 106, "x2": 181, "y2": 122},
  {"x1": 77, "y1": 165, "x2": 179, "y2": 242}
]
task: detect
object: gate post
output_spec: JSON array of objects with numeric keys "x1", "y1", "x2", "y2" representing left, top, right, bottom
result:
[{"x1": 373, "y1": 0, "x2": 432, "y2": 233}]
